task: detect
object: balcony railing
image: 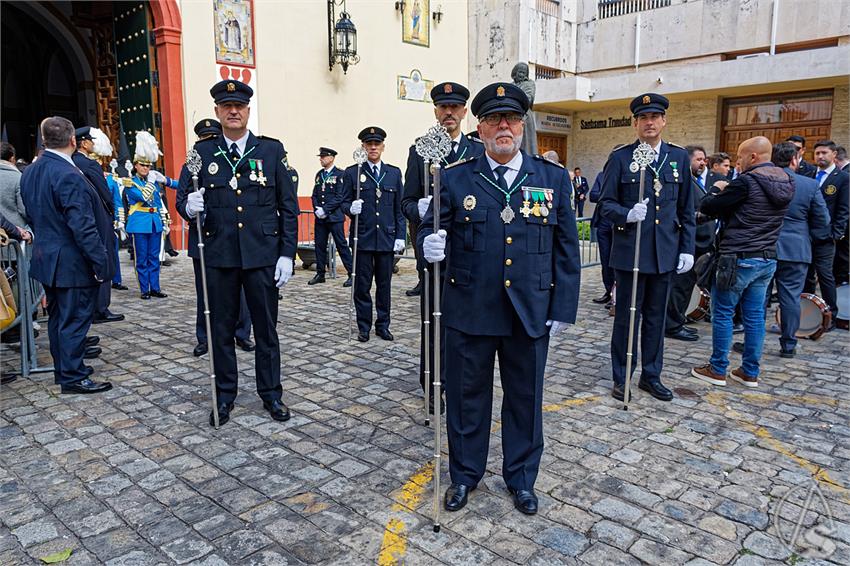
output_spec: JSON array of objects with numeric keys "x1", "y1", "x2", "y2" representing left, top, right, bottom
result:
[{"x1": 598, "y1": 0, "x2": 672, "y2": 19}]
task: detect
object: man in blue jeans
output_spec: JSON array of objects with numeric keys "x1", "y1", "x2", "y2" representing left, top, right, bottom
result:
[{"x1": 692, "y1": 136, "x2": 794, "y2": 388}]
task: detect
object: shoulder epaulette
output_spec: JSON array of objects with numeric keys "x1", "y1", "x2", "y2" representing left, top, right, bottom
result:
[
  {"x1": 533, "y1": 154, "x2": 564, "y2": 168},
  {"x1": 257, "y1": 135, "x2": 281, "y2": 143},
  {"x1": 445, "y1": 156, "x2": 476, "y2": 169},
  {"x1": 467, "y1": 134, "x2": 483, "y2": 143},
  {"x1": 667, "y1": 142, "x2": 685, "y2": 150},
  {"x1": 121, "y1": 178, "x2": 134, "y2": 187},
  {"x1": 194, "y1": 137, "x2": 216, "y2": 145}
]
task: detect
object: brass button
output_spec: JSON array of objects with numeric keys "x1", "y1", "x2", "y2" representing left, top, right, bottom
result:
[
  {"x1": 465, "y1": 216, "x2": 470, "y2": 222},
  {"x1": 543, "y1": 218, "x2": 548, "y2": 224},
  {"x1": 236, "y1": 190, "x2": 242, "y2": 195},
  {"x1": 506, "y1": 236, "x2": 513, "y2": 244},
  {"x1": 656, "y1": 205, "x2": 660, "y2": 211},
  {"x1": 205, "y1": 231, "x2": 210, "y2": 236},
  {"x1": 238, "y1": 222, "x2": 243, "y2": 228},
  {"x1": 505, "y1": 258, "x2": 512, "y2": 266},
  {"x1": 550, "y1": 283, "x2": 555, "y2": 288},
  {"x1": 236, "y1": 173, "x2": 241, "y2": 178},
  {"x1": 450, "y1": 278, "x2": 456, "y2": 284},
  {"x1": 505, "y1": 280, "x2": 511, "y2": 287},
  {"x1": 376, "y1": 212, "x2": 380, "y2": 216},
  {"x1": 237, "y1": 206, "x2": 243, "y2": 212},
  {"x1": 376, "y1": 224, "x2": 380, "y2": 228},
  {"x1": 655, "y1": 219, "x2": 660, "y2": 224}
]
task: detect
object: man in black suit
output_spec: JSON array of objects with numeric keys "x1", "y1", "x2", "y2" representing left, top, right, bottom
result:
[
  {"x1": 804, "y1": 140, "x2": 850, "y2": 321},
  {"x1": 786, "y1": 135, "x2": 817, "y2": 178},
  {"x1": 834, "y1": 146, "x2": 850, "y2": 284},
  {"x1": 573, "y1": 167, "x2": 589, "y2": 216}
]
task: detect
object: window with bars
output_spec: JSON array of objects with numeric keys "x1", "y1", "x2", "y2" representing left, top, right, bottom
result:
[
  {"x1": 536, "y1": 0, "x2": 561, "y2": 17},
  {"x1": 597, "y1": 0, "x2": 672, "y2": 19},
  {"x1": 535, "y1": 65, "x2": 562, "y2": 80}
]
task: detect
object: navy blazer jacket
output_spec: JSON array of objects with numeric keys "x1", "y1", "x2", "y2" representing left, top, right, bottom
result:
[
  {"x1": 777, "y1": 168, "x2": 831, "y2": 263},
  {"x1": 311, "y1": 166, "x2": 346, "y2": 223},
  {"x1": 341, "y1": 161, "x2": 406, "y2": 252}
]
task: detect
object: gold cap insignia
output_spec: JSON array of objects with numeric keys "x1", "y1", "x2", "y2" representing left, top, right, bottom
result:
[
  {"x1": 205, "y1": 120, "x2": 211, "y2": 126},
  {"x1": 227, "y1": 82, "x2": 236, "y2": 92},
  {"x1": 642, "y1": 95, "x2": 651, "y2": 104},
  {"x1": 444, "y1": 84, "x2": 453, "y2": 94},
  {"x1": 496, "y1": 86, "x2": 505, "y2": 97},
  {"x1": 370, "y1": 128, "x2": 375, "y2": 134}
]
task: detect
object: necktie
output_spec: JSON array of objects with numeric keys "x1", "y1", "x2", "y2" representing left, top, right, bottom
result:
[
  {"x1": 696, "y1": 176, "x2": 704, "y2": 189},
  {"x1": 229, "y1": 142, "x2": 240, "y2": 160},
  {"x1": 816, "y1": 170, "x2": 827, "y2": 187},
  {"x1": 449, "y1": 141, "x2": 458, "y2": 161},
  {"x1": 494, "y1": 165, "x2": 510, "y2": 192},
  {"x1": 372, "y1": 164, "x2": 379, "y2": 178}
]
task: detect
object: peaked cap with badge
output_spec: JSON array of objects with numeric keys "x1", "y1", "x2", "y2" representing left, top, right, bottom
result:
[{"x1": 470, "y1": 82, "x2": 530, "y2": 118}]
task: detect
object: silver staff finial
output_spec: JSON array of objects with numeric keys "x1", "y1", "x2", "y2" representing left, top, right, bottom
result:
[
  {"x1": 186, "y1": 148, "x2": 202, "y2": 176},
  {"x1": 416, "y1": 124, "x2": 452, "y2": 162},
  {"x1": 632, "y1": 142, "x2": 655, "y2": 168},
  {"x1": 353, "y1": 147, "x2": 368, "y2": 165}
]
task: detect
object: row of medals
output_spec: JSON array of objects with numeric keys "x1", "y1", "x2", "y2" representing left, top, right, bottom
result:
[
  {"x1": 228, "y1": 170, "x2": 267, "y2": 190},
  {"x1": 499, "y1": 199, "x2": 553, "y2": 224},
  {"x1": 630, "y1": 160, "x2": 678, "y2": 198}
]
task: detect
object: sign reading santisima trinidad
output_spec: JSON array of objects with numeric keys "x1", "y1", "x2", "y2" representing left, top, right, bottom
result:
[{"x1": 580, "y1": 116, "x2": 633, "y2": 130}]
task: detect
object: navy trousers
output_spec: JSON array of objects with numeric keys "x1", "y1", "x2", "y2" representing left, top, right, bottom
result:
[
  {"x1": 418, "y1": 266, "x2": 445, "y2": 393},
  {"x1": 804, "y1": 240, "x2": 837, "y2": 316},
  {"x1": 611, "y1": 270, "x2": 673, "y2": 385},
  {"x1": 445, "y1": 312, "x2": 549, "y2": 491},
  {"x1": 314, "y1": 220, "x2": 353, "y2": 276},
  {"x1": 775, "y1": 260, "x2": 808, "y2": 351},
  {"x1": 354, "y1": 250, "x2": 393, "y2": 334},
  {"x1": 206, "y1": 265, "x2": 281, "y2": 405},
  {"x1": 44, "y1": 285, "x2": 97, "y2": 385},
  {"x1": 193, "y1": 258, "x2": 251, "y2": 346}
]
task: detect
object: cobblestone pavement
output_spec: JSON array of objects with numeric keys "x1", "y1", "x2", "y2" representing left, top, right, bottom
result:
[{"x1": 2, "y1": 252, "x2": 849, "y2": 566}]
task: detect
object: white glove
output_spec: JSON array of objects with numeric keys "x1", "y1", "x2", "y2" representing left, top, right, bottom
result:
[
  {"x1": 417, "y1": 196, "x2": 432, "y2": 220},
  {"x1": 626, "y1": 198, "x2": 649, "y2": 223},
  {"x1": 315, "y1": 207, "x2": 326, "y2": 219},
  {"x1": 163, "y1": 226, "x2": 170, "y2": 236},
  {"x1": 350, "y1": 199, "x2": 363, "y2": 215},
  {"x1": 677, "y1": 253, "x2": 694, "y2": 274},
  {"x1": 393, "y1": 239, "x2": 406, "y2": 253},
  {"x1": 186, "y1": 187, "x2": 205, "y2": 218},
  {"x1": 117, "y1": 221, "x2": 125, "y2": 230},
  {"x1": 274, "y1": 256, "x2": 294, "y2": 288},
  {"x1": 423, "y1": 229, "x2": 447, "y2": 263},
  {"x1": 546, "y1": 320, "x2": 570, "y2": 337},
  {"x1": 148, "y1": 170, "x2": 166, "y2": 184}
]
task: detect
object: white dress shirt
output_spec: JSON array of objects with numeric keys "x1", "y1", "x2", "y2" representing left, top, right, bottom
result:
[
  {"x1": 485, "y1": 151, "x2": 523, "y2": 187},
  {"x1": 223, "y1": 131, "x2": 250, "y2": 156}
]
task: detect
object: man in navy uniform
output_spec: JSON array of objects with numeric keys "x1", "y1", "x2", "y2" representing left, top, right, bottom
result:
[
  {"x1": 420, "y1": 83, "x2": 581, "y2": 515},
  {"x1": 402, "y1": 81, "x2": 484, "y2": 408},
  {"x1": 188, "y1": 119, "x2": 254, "y2": 358},
  {"x1": 176, "y1": 80, "x2": 299, "y2": 426},
  {"x1": 598, "y1": 93, "x2": 695, "y2": 402},
  {"x1": 572, "y1": 167, "x2": 589, "y2": 216},
  {"x1": 341, "y1": 127, "x2": 406, "y2": 342},
  {"x1": 309, "y1": 147, "x2": 353, "y2": 287},
  {"x1": 73, "y1": 127, "x2": 124, "y2": 329},
  {"x1": 21, "y1": 117, "x2": 112, "y2": 394}
]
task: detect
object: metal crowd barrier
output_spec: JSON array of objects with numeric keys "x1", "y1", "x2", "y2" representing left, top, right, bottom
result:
[
  {"x1": 0, "y1": 240, "x2": 53, "y2": 381},
  {"x1": 576, "y1": 216, "x2": 601, "y2": 268},
  {"x1": 296, "y1": 210, "x2": 338, "y2": 278}
]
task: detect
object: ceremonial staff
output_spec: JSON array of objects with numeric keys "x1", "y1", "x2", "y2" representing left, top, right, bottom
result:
[
  {"x1": 414, "y1": 133, "x2": 433, "y2": 427},
  {"x1": 421, "y1": 125, "x2": 453, "y2": 532},
  {"x1": 348, "y1": 147, "x2": 368, "y2": 342},
  {"x1": 186, "y1": 149, "x2": 220, "y2": 429},
  {"x1": 623, "y1": 142, "x2": 654, "y2": 411}
]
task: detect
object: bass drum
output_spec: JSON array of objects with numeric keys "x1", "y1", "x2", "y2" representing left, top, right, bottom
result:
[
  {"x1": 686, "y1": 286, "x2": 711, "y2": 322},
  {"x1": 776, "y1": 293, "x2": 832, "y2": 340},
  {"x1": 837, "y1": 284, "x2": 849, "y2": 330}
]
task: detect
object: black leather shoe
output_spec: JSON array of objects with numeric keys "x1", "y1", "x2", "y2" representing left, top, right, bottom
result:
[
  {"x1": 235, "y1": 338, "x2": 255, "y2": 352},
  {"x1": 428, "y1": 393, "x2": 446, "y2": 415},
  {"x1": 604, "y1": 301, "x2": 614, "y2": 309},
  {"x1": 209, "y1": 402, "x2": 234, "y2": 427},
  {"x1": 682, "y1": 326, "x2": 698, "y2": 335},
  {"x1": 308, "y1": 274, "x2": 326, "y2": 285},
  {"x1": 111, "y1": 283, "x2": 128, "y2": 290},
  {"x1": 376, "y1": 329, "x2": 394, "y2": 341},
  {"x1": 509, "y1": 488, "x2": 539, "y2": 515},
  {"x1": 665, "y1": 328, "x2": 698, "y2": 341},
  {"x1": 780, "y1": 348, "x2": 796, "y2": 358},
  {"x1": 85, "y1": 336, "x2": 100, "y2": 347},
  {"x1": 357, "y1": 332, "x2": 369, "y2": 342},
  {"x1": 84, "y1": 365, "x2": 94, "y2": 377},
  {"x1": 93, "y1": 311, "x2": 125, "y2": 324},
  {"x1": 193, "y1": 343, "x2": 208, "y2": 357},
  {"x1": 263, "y1": 400, "x2": 291, "y2": 422},
  {"x1": 405, "y1": 283, "x2": 421, "y2": 297},
  {"x1": 84, "y1": 346, "x2": 102, "y2": 359},
  {"x1": 592, "y1": 291, "x2": 611, "y2": 304},
  {"x1": 732, "y1": 341, "x2": 745, "y2": 354},
  {"x1": 61, "y1": 379, "x2": 113, "y2": 394},
  {"x1": 166, "y1": 249, "x2": 179, "y2": 257},
  {"x1": 149, "y1": 290, "x2": 167, "y2": 298},
  {"x1": 444, "y1": 483, "x2": 473, "y2": 512},
  {"x1": 611, "y1": 383, "x2": 625, "y2": 401},
  {"x1": 140, "y1": 293, "x2": 150, "y2": 300},
  {"x1": 639, "y1": 380, "x2": 674, "y2": 401},
  {"x1": 342, "y1": 275, "x2": 353, "y2": 288}
]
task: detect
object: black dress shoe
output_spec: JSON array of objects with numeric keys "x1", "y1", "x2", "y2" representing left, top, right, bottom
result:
[
  {"x1": 509, "y1": 488, "x2": 539, "y2": 515},
  {"x1": 235, "y1": 338, "x2": 255, "y2": 352},
  {"x1": 444, "y1": 483, "x2": 473, "y2": 512},
  {"x1": 84, "y1": 365, "x2": 94, "y2": 377},
  {"x1": 405, "y1": 283, "x2": 421, "y2": 297},
  {"x1": 85, "y1": 336, "x2": 100, "y2": 347},
  {"x1": 263, "y1": 400, "x2": 291, "y2": 422},
  {"x1": 60, "y1": 379, "x2": 113, "y2": 394},
  {"x1": 376, "y1": 329, "x2": 394, "y2": 341},
  {"x1": 611, "y1": 383, "x2": 625, "y2": 401},
  {"x1": 1, "y1": 374, "x2": 18, "y2": 385},
  {"x1": 665, "y1": 328, "x2": 699, "y2": 341},
  {"x1": 604, "y1": 301, "x2": 614, "y2": 309},
  {"x1": 83, "y1": 346, "x2": 102, "y2": 359},
  {"x1": 428, "y1": 393, "x2": 446, "y2": 415},
  {"x1": 166, "y1": 249, "x2": 179, "y2": 257},
  {"x1": 93, "y1": 311, "x2": 125, "y2": 324},
  {"x1": 638, "y1": 380, "x2": 674, "y2": 401},
  {"x1": 209, "y1": 402, "x2": 234, "y2": 427},
  {"x1": 779, "y1": 348, "x2": 796, "y2": 358},
  {"x1": 308, "y1": 273, "x2": 326, "y2": 285},
  {"x1": 111, "y1": 283, "x2": 128, "y2": 290},
  {"x1": 140, "y1": 293, "x2": 150, "y2": 300},
  {"x1": 149, "y1": 290, "x2": 167, "y2": 298},
  {"x1": 592, "y1": 291, "x2": 611, "y2": 304},
  {"x1": 193, "y1": 343, "x2": 208, "y2": 357},
  {"x1": 342, "y1": 275, "x2": 353, "y2": 288},
  {"x1": 732, "y1": 341, "x2": 745, "y2": 354},
  {"x1": 357, "y1": 332, "x2": 369, "y2": 342}
]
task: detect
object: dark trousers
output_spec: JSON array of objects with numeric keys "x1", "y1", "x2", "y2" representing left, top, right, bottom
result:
[
  {"x1": 665, "y1": 247, "x2": 710, "y2": 333},
  {"x1": 775, "y1": 260, "x2": 808, "y2": 351},
  {"x1": 611, "y1": 270, "x2": 673, "y2": 385},
  {"x1": 596, "y1": 222, "x2": 615, "y2": 293},
  {"x1": 418, "y1": 265, "x2": 445, "y2": 393},
  {"x1": 193, "y1": 259, "x2": 251, "y2": 346},
  {"x1": 112, "y1": 235, "x2": 122, "y2": 285},
  {"x1": 95, "y1": 279, "x2": 112, "y2": 317},
  {"x1": 44, "y1": 285, "x2": 97, "y2": 385},
  {"x1": 207, "y1": 265, "x2": 281, "y2": 405},
  {"x1": 314, "y1": 220, "x2": 353, "y2": 276},
  {"x1": 354, "y1": 250, "x2": 393, "y2": 334},
  {"x1": 445, "y1": 312, "x2": 549, "y2": 491},
  {"x1": 804, "y1": 240, "x2": 837, "y2": 315},
  {"x1": 835, "y1": 235, "x2": 849, "y2": 286},
  {"x1": 410, "y1": 221, "x2": 422, "y2": 287},
  {"x1": 575, "y1": 198, "x2": 585, "y2": 217}
]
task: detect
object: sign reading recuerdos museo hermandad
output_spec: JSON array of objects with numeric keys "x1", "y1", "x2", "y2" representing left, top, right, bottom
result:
[{"x1": 534, "y1": 112, "x2": 572, "y2": 134}]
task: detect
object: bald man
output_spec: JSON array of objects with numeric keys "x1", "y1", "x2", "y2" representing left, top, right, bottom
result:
[{"x1": 692, "y1": 136, "x2": 795, "y2": 389}]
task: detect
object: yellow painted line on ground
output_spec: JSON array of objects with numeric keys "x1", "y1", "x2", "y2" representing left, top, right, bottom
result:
[
  {"x1": 736, "y1": 391, "x2": 839, "y2": 408},
  {"x1": 377, "y1": 461, "x2": 434, "y2": 566},
  {"x1": 492, "y1": 395, "x2": 601, "y2": 433},
  {"x1": 705, "y1": 392, "x2": 849, "y2": 503}
]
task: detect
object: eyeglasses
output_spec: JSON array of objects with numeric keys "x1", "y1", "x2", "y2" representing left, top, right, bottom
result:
[{"x1": 480, "y1": 113, "x2": 523, "y2": 126}]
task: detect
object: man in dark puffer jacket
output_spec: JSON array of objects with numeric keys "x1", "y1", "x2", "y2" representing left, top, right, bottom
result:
[{"x1": 691, "y1": 136, "x2": 795, "y2": 389}]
